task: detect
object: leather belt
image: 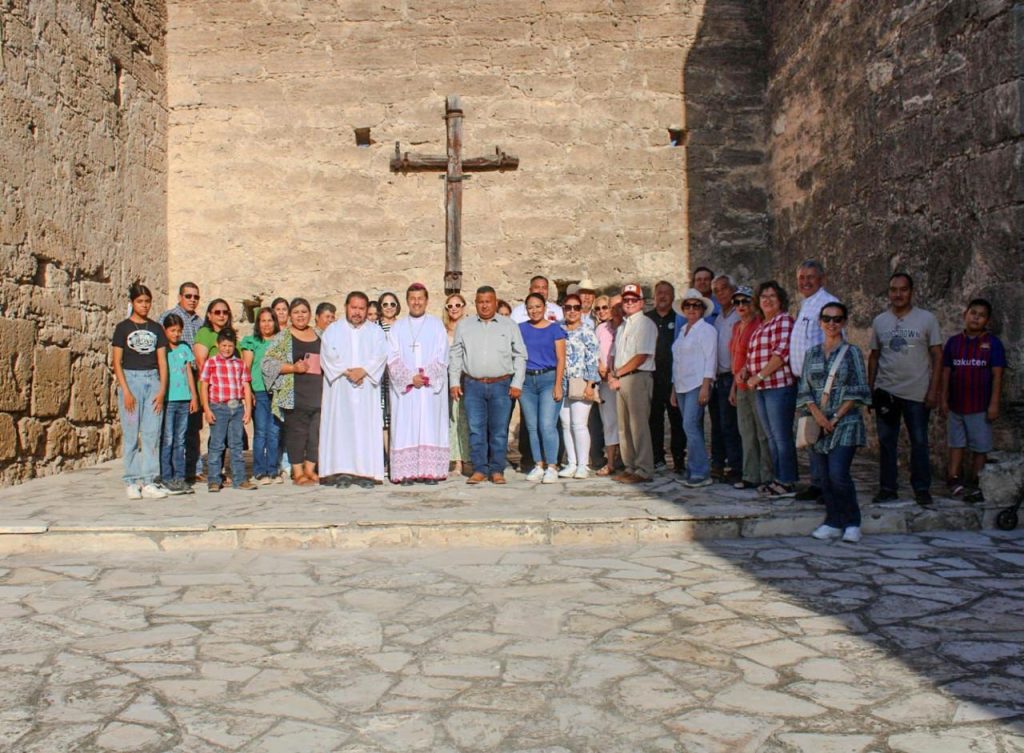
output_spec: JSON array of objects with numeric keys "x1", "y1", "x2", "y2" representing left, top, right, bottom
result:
[
  {"x1": 465, "y1": 374, "x2": 512, "y2": 384},
  {"x1": 526, "y1": 367, "x2": 555, "y2": 376}
]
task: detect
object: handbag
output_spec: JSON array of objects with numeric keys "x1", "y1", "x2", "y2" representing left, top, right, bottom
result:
[
  {"x1": 568, "y1": 377, "x2": 598, "y2": 402},
  {"x1": 796, "y1": 345, "x2": 849, "y2": 449}
]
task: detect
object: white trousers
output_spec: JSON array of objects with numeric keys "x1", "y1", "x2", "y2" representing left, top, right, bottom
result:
[
  {"x1": 559, "y1": 399, "x2": 593, "y2": 468},
  {"x1": 598, "y1": 382, "x2": 619, "y2": 445}
]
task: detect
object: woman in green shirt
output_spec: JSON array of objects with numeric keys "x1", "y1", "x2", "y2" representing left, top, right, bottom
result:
[
  {"x1": 241, "y1": 307, "x2": 281, "y2": 483},
  {"x1": 194, "y1": 299, "x2": 237, "y2": 372}
]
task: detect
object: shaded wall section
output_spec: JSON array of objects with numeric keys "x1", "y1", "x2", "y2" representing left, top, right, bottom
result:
[
  {"x1": 0, "y1": 1, "x2": 168, "y2": 484},
  {"x1": 685, "y1": 0, "x2": 770, "y2": 283},
  {"x1": 166, "y1": 0, "x2": 703, "y2": 311},
  {"x1": 767, "y1": 0, "x2": 1024, "y2": 449}
]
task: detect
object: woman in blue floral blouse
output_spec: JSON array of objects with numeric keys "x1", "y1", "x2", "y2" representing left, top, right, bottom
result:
[
  {"x1": 559, "y1": 294, "x2": 601, "y2": 479},
  {"x1": 796, "y1": 302, "x2": 871, "y2": 543}
]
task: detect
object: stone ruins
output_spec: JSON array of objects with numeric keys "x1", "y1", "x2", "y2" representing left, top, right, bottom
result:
[{"x1": 1, "y1": 0, "x2": 1021, "y2": 483}]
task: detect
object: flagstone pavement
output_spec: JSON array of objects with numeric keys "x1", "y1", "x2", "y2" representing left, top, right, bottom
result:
[{"x1": 1, "y1": 530, "x2": 1022, "y2": 752}]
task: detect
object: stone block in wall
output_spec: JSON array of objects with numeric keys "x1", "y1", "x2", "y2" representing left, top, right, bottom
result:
[
  {"x1": 45, "y1": 419, "x2": 78, "y2": 461},
  {"x1": 0, "y1": 414, "x2": 16, "y2": 461},
  {"x1": 17, "y1": 418, "x2": 44, "y2": 457},
  {"x1": 0, "y1": 318, "x2": 37, "y2": 411},
  {"x1": 69, "y1": 358, "x2": 111, "y2": 423},
  {"x1": 31, "y1": 347, "x2": 72, "y2": 418}
]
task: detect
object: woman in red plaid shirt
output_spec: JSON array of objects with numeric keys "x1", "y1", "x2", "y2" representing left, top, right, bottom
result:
[{"x1": 742, "y1": 281, "x2": 798, "y2": 497}]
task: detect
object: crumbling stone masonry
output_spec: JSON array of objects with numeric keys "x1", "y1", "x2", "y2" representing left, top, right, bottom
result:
[
  {"x1": 0, "y1": 0, "x2": 1020, "y2": 486},
  {"x1": 0, "y1": 1, "x2": 167, "y2": 484}
]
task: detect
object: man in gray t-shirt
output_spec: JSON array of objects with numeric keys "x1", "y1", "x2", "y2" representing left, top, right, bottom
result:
[{"x1": 868, "y1": 273, "x2": 943, "y2": 505}]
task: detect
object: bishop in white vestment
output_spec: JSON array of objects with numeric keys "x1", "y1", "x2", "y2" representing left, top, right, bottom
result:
[
  {"x1": 319, "y1": 293, "x2": 389, "y2": 486},
  {"x1": 387, "y1": 284, "x2": 450, "y2": 483}
]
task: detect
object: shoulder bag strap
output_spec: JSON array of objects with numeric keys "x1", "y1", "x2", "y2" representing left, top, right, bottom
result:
[{"x1": 820, "y1": 344, "x2": 849, "y2": 404}]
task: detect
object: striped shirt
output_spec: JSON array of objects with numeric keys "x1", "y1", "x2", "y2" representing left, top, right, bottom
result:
[{"x1": 943, "y1": 332, "x2": 1005, "y2": 415}]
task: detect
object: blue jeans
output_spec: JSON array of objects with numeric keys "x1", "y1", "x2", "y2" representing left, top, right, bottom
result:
[
  {"x1": 252, "y1": 391, "x2": 280, "y2": 477},
  {"x1": 678, "y1": 388, "x2": 709, "y2": 481},
  {"x1": 819, "y1": 444, "x2": 860, "y2": 528},
  {"x1": 713, "y1": 374, "x2": 742, "y2": 471},
  {"x1": 160, "y1": 400, "x2": 191, "y2": 482},
  {"x1": 118, "y1": 370, "x2": 163, "y2": 485},
  {"x1": 519, "y1": 370, "x2": 561, "y2": 466},
  {"x1": 755, "y1": 384, "x2": 798, "y2": 485},
  {"x1": 463, "y1": 376, "x2": 513, "y2": 476},
  {"x1": 808, "y1": 449, "x2": 825, "y2": 491},
  {"x1": 875, "y1": 391, "x2": 931, "y2": 494},
  {"x1": 208, "y1": 401, "x2": 245, "y2": 486}
]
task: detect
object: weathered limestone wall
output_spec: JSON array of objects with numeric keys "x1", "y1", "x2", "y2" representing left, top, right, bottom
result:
[
  {"x1": 767, "y1": 0, "x2": 1024, "y2": 449},
  {"x1": 0, "y1": 1, "x2": 168, "y2": 484},
  {"x1": 166, "y1": 0, "x2": 768, "y2": 310}
]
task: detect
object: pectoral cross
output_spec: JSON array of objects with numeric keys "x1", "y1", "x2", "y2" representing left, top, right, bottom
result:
[{"x1": 390, "y1": 95, "x2": 519, "y2": 295}]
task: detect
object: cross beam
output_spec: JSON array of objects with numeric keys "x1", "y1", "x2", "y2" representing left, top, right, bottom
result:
[{"x1": 389, "y1": 95, "x2": 519, "y2": 295}]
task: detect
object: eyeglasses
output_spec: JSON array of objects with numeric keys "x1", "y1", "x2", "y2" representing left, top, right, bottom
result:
[
  {"x1": 594, "y1": 305, "x2": 610, "y2": 311},
  {"x1": 564, "y1": 304, "x2": 582, "y2": 312},
  {"x1": 820, "y1": 315, "x2": 847, "y2": 324},
  {"x1": 682, "y1": 302, "x2": 704, "y2": 310},
  {"x1": 381, "y1": 302, "x2": 398, "y2": 308},
  {"x1": 445, "y1": 303, "x2": 464, "y2": 310},
  {"x1": 732, "y1": 298, "x2": 751, "y2": 306},
  {"x1": 183, "y1": 294, "x2": 199, "y2": 300},
  {"x1": 211, "y1": 309, "x2": 229, "y2": 315}
]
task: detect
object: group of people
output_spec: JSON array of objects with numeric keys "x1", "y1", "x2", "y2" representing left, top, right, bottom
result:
[{"x1": 111, "y1": 261, "x2": 1005, "y2": 544}]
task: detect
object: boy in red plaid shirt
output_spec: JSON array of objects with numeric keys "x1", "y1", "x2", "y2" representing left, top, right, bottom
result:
[{"x1": 199, "y1": 330, "x2": 255, "y2": 492}]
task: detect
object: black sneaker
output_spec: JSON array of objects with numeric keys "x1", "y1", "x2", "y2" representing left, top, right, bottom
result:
[
  {"x1": 654, "y1": 460, "x2": 667, "y2": 471},
  {"x1": 914, "y1": 490, "x2": 934, "y2": 506},
  {"x1": 795, "y1": 485, "x2": 823, "y2": 502},
  {"x1": 872, "y1": 490, "x2": 899, "y2": 504},
  {"x1": 964, "y1": 488, "x2": 984, "y2": 504}
]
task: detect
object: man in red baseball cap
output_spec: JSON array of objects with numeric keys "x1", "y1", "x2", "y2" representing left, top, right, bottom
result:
[{"x1": 606, "y1": 283, "x2": 658, "y2": 483}]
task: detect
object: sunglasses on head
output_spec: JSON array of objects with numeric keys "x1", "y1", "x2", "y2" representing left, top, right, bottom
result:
[
  {"x1": 563, "y1": 304, "x2": 582, "y2": 312},
  {"x1": 820, "y1": 314, "x2": 846, "y2": 324}
]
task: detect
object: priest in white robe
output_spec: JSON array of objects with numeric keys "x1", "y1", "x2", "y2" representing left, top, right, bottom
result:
[
  {"x1": 387, "y1": 283, "x2": 450, "y2": 484},
  {"x1": 319, "y1": 292, "x2": 389, "y2": 488}
]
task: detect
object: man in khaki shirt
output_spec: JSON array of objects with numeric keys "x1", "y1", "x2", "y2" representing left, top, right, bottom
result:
[{"x1": 608, "y1": 283, "x2": 658, "y2": 482}]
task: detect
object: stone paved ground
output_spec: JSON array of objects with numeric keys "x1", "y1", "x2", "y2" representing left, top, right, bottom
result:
[{"x1": 1, "y1": 531, "x2": 1023, "y2": 752}]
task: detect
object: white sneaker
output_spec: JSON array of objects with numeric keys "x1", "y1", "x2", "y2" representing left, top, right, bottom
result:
[
  {"x1": 558, "y1": 465, "x2": 577, "y2": 478},
  {"x1": 526, "y1": 465, "x2": 545, "y2": 483},
  {"x1": 542, "y1": 466, "x2": 559, "y2": 484},
  {"x1": 842, "y1": 526, "x2": 862, "y2": 543},
  {"x1": 574, "y1": 466, "x2": 590, "y2": 480},
  {"x1": 811, "y1": 524, "x2": 842, "y2": 540},
  {"x1": 140, "y1": 483, "x2": 168, "y2": 500},
  {"x1": 125, "y1": 483, "x2": 142, "y2": 500}
]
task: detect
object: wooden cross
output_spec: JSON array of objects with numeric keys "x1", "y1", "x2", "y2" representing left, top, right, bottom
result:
[{"x1": 390, "y1": 95, "x2": 519, "y2": 295}]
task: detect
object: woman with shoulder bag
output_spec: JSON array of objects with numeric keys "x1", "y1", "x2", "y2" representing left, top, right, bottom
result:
[
  {"x1": 559, "y1": 293, "x2": 600, "y2": 479},
  {"x1": 796, "y1": 302, "x2": 871, "y2": 543}
]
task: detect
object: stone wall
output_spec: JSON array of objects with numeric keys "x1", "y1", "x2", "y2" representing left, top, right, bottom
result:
[
  {"x1": 166, "y1": 0, "x2": 768, "y2": 311},
  {"x1": 0, "y1": 1, "x2": 168, "y2": 484},
  {"x1": 766, "y1": 0, "x2": 1024, "y2": 450}
]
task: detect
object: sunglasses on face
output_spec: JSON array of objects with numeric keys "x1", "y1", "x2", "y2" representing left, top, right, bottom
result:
[
  {"x1": 595, "y1": 305, "x2": 610, "y2": 311},
  {"x1": 563, "y1": 304, "x2": 582, "y2": 312},
  {"x1": 381, "y1": 302, "x2": 398, "y2": 308},
  {"x1": 682, "y1": 302, "x2": 704, "y2": 310},
  {"x1": 446, "y1": 303, "x2": 464, "y2": 310},
  {"x1": 820, "y1": 314, "x2": 846, "y2": 324},
  {"x1": 211, "y1": 309, "x2": 229, "y2": 316},
  {"x1": 622, "y1": 296, "x2": 641, "y2": 303},
  {"x1": 732, "y1": 298, "x2": 751, "y2": 306},
  {"x1": 183, "y1": 294, "x2": 199, "y2": 300}
]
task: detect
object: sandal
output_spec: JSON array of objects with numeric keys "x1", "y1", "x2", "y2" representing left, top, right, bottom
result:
[
  {"x1": 596, "y1": 466, "x2": 614, "y2": 477},
  {"x1": 767, "y1": 481, "x2": 796, "y2": 498}
]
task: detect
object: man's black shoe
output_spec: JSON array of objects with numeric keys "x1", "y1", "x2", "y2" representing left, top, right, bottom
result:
[
  {"x1": 914, "y1": 490, "x2": 934, "y2": 506},
  {"x1": 355, "y1": 477, "x2": 375, "y2": 489},
  {"x1": 872, "y1": 490, "x2": 899, "y2": 504},
  {"x1": 795, "y1": 485, "x2": 823, "y2": 502}
]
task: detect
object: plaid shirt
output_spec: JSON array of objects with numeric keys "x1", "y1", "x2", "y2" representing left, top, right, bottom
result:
[
  {"x1": 200, "y1": 354, "x2": 251, "y2": 403},
  {"x1": 158, "y1": 305, "x2": 203, "y2": 346},
  {"x1": 746, "y1": 312, "x2": 796, "y2": 390}
]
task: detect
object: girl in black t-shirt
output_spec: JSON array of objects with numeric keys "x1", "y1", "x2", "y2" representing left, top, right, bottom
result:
[{"x1": 111, "y1": 283, "x2": 169, "y2": 500}]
